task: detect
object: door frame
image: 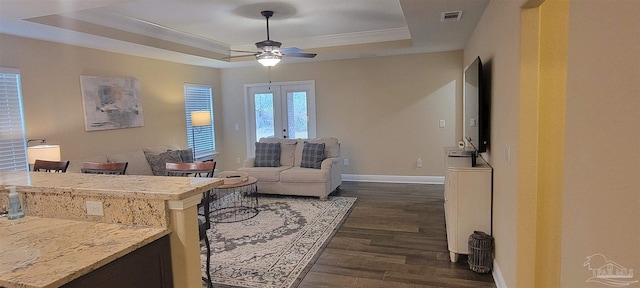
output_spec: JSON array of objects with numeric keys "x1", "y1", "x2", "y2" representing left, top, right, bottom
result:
[{"x1": 244, "y1": 80, "x2": 316, "y2": 157}]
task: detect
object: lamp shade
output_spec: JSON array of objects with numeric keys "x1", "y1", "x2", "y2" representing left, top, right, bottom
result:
[
  {"x1": 27, "y1": 145, "x2": 61, "y2": 164},
  {"x1": 191, "y1": 111, "x2": 211, "y2": 127}
]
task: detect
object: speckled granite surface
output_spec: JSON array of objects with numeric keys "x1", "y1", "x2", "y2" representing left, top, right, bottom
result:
[
  {"x1": 0, "y1": 171, "x2": 222, "y2": 225},
  {"x1": 0, "y1": 216, "x2": 169, "y2": 288},
  {"x1": 0, "y1": 171, "x2": 223, "y2": 201}
]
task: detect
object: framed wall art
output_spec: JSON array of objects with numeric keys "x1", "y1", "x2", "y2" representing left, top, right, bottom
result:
[{"x1": 80, "y1": 75, "x2": 144, "y2": 131}]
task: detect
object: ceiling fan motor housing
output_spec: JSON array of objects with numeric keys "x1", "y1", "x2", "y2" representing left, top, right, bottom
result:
[{"x1": 255, "y1": 39, "x2": 282, "y2": 51}]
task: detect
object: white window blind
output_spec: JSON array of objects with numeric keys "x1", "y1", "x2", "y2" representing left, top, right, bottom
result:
[
  {"x1": 184, "y1": 84, "x2": 215, "y2": 160},
  {"x1": 0, "y1": 68, "x2": 28, "y2": 171}
]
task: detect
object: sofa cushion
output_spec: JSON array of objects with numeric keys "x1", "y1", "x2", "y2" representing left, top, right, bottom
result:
[
  {"x1": 168, "y1": 148, "x2": 193, "y2": 163},
  {"x1": 280, "y1": 167, "x2": 329, "y2": 183},
  {"x1": 254, "y1": 142, "x2": 281, "y2": 167},
  {"x1": 143, "y1": 144, "x2": 181, "y2": 155},
  {"x1": 259, "y1": 138, "x2": 297, "y2": 166},
  {"x1": 294, "y1": 138, "x2": 340, "y2": 167},
  {"x1": 301, "y1": 142, "x2": 325, "y2": 169},
  {"x1": 144, "y1": 150, "x2": 182, "y2": 176},
  {"x1": 238, "y1": 166, "x2": 291, "y2": 182},
  {"x1": 107, "y1": 150, "x2": 153, "y2": 175}
]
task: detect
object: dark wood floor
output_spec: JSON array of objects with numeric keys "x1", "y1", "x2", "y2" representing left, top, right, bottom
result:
[{"x1": 297, "y1": 181, "x2": 496, "y2": 288}]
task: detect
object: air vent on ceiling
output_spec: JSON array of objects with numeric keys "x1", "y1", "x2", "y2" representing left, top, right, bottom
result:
[{"x1": 441, "y1": 11, "x2": 463, "y2": 22}]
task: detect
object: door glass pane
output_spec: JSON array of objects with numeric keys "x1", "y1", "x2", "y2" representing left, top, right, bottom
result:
[
  {"x1": 286, "y1": 91, "x2": 308, "y2": 139},
  {"x1": 255, "y1": 93, "x2": 275, "y2": 139}
]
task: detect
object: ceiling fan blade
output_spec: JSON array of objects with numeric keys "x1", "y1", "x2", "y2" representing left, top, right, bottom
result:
[
  {"x1": 284, "y1": 52, "x2": 317, "y2": 58},
  {"x1": 281, "y1": 47, "x2": 303, "y2": 54},
  {"x1": 222, "y1": 54, "x2": 258, "y2": 60},
  {"x1": 230, "y1": 50, "x2": 258, "y2": 54}
]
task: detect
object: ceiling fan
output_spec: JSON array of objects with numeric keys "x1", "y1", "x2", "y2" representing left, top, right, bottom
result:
[{"x1": 227, "y1": 10, "x2": 317, "y2": 66}]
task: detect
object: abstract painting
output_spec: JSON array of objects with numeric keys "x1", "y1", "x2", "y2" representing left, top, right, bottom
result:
[{"x1": 80, "y1": 76, "x2": 143, "y2": 131}]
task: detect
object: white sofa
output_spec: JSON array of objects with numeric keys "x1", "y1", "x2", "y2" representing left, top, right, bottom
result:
[
  {"x1": 238, "y1": 137, "x2": 342, "y2": 200},
  {"x1": 66, "y1": 144, "x2": 190, "y2": 175}
]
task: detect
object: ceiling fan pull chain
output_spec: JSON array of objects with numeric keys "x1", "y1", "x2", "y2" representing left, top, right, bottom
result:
[{"x1": 268, "y1": 67, "x2": 272, "y2": 90}]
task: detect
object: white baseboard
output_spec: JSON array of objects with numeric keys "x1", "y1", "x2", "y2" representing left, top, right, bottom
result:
[
  {"x1": 493, "y1": 259, "x2": 507, "y2": 288},
  {"x1": 341, "y1": 174, "x2": 444, "y2": 184}
]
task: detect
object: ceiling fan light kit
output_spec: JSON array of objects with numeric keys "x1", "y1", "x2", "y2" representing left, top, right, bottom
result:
[
  {"x1": 229, "y1": 10, "x2": 317, "y2": 66},
  {"x1": 257, "y1": 51, "x2": 282, "y2": 67}
]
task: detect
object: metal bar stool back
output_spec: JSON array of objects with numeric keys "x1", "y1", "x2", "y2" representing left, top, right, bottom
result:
[
  {"x1": 80, "y1": 162, "x2": 128, "y2": 175},
  {"x1": 33, "y1": 159, "x2": 70, "y2": 173},
  {"x1": 165, "y1": 161, "x2": 216, "y2": 288}
]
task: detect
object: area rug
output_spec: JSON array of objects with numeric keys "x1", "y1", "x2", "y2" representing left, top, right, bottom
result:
[{"x1": 201, "y1": 196, "x2": 356, "y2": 288}]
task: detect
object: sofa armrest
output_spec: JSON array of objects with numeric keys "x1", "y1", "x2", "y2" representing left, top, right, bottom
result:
[
  {"x1": 243, "y1": 157, "x2": 256, "y2": 168},
  {"x1": 321, "y1": 157, "x2": 339, "y2": 170}
]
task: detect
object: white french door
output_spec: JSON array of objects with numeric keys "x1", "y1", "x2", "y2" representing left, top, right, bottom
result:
[{"x1": 245, "y1": 81, "x2": 316, "y2": 156}]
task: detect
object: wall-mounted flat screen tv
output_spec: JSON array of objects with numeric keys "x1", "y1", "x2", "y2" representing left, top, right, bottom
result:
[{"x1": 463, "y1": 56, "x2": 489, "y2": 153}]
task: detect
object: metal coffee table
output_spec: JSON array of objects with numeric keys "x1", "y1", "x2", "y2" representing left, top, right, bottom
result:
[{"x1": 210, "y1": 176, "x2": 259, "y2": 223}]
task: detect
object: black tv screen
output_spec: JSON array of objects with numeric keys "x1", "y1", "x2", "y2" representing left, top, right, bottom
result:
[{"x1": 463, "y1": 56, "x2": 489, "y2": 153}]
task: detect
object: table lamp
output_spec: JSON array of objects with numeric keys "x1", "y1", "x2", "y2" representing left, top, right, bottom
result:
[
  {"x1": 190, "y1": 111, "x2": 211, "y2": 160},
  {"x1": 27, "y1": 139, "x2": 61, "y2": 164}
]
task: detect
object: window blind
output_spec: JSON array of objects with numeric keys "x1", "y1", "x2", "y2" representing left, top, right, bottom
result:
[
  {"x1": 0, "y1": 68, "x2": 28, "y2": 171},
  {"x1": 184, "y1": 84, "x2": 215, "y2": 160}
]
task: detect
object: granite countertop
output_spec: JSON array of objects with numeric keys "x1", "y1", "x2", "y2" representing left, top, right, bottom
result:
[
  {"x1": 0, "y1": 171, "x2": 223, "y2": 201},
  {"x1": 0, "y1": 216, "x2": 170, "y2": 288}
]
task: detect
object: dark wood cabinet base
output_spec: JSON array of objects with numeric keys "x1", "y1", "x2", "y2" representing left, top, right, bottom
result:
[{"x1": 62, "y1": 235, "x2": 173, "y2": 288}]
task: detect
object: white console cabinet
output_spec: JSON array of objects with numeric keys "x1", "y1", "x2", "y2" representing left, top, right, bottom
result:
[{"x1": 444, "y1": 150, "x2": 492, "y2": 262}]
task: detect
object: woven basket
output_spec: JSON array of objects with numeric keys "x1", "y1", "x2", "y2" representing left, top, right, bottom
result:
[{"x1": 468, "y1": 231, "x2": 494, "y2": 274}]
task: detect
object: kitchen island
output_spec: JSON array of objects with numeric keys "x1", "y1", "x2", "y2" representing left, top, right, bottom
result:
[{"x1": 0, "y1": 171, "x2": 223, "y2": 288}]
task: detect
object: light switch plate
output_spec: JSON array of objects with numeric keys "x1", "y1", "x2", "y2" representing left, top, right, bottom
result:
[{"x1": 439, "y1": 120, "x2": 446, "y2": 128}]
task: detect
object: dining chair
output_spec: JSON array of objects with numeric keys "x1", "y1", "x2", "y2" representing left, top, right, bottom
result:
[
  {"x1": 165, "y1": 161, "x2": 216, "y2": 288},
  {"x1": 33, "y1": 159, "x2": 70, "y2": 173},
  {"x1": 80, "y1": 162, "x2": 128, "y2": 175}
]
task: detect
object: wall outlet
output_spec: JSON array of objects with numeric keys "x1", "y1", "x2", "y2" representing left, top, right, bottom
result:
[
  {"x1": 343, "y1": 158, "x2": 349, "y2": 166},
  {"x1": 234, "y1": 124, "x2": 239, "y2": 131},
  {"x1": 417, "y1": 158, "x2": 423, "y2": 168},
  {"x1": 86, "y1": 200, "x2": 104, "y2": 216},
  {"x1": 236, "y1": 157, "x2": 241, "y2": 164},
  {"x1": 439, "y1": 120, "x2": 445, "y2": 128}
]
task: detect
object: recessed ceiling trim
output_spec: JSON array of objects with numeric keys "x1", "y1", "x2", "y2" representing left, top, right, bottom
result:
[
  {"x1": 65, "y1": 9, "x2": 230, "y2": 55},
  {"x1": 230, "y1": 27, "x2": 411, "y2": 54}
]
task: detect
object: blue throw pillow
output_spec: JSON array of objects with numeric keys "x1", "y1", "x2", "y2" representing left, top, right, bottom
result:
[
  {"x1": 301, "y1": 142, "x2": 325, "y2": 169},
  {"x1": 254, "y1": 142, "x2": 281, "y2": 167}
]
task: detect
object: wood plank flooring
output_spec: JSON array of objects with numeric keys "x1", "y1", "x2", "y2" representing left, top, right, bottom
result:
[{"x1": 297, "y1": 181, "x2": 496, "y2": 288}]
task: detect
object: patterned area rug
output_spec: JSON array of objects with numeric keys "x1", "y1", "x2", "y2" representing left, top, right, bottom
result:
[{"x1": 201, "y1": 196, "x2": 356, "y2": 288}]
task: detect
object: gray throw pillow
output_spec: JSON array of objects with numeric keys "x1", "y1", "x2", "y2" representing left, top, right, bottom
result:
[
  {"x1": 301, "y1": 142, "x2": 325, "y2": 169},
  {"x1": 170, "y1": 148, "x2": 193, "y2": 163},
  {"x1": 254, "y1": 142, "x2": 281, "y2": 167},
  {"x1": 145, "y1": 150, "x2": 182, "y2": 175}
]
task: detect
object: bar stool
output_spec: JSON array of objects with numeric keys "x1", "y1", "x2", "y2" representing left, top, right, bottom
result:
[
  {"x1": 166, "y1": 162, "x2": 216, "y2": 288},
  {"x1": 80, "y1": 162, "x2": 128, "y2": 175},
  {"x1": 33, "y1": 159, "x2": 70, "y2": 173}
]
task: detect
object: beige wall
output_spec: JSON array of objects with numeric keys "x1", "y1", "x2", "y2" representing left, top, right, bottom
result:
[
  {"x1": 218, "y1": 52, "x2": 462, "y2": 176},
  {"x1": 463, "y1": 0, "x2": 526, "y2": 286},
  {"x1": 562, "y1": 0, "x2": 640, "y2": 286},
  {"x1": 466, "y1": 0, "x2": 640, "y2": 287},
  {"x1": 0, "y1": 34, "x2": 221, "y2": 161},
  {"x1": 1, "y1": 33, "x2": 461, "y2": 177}
]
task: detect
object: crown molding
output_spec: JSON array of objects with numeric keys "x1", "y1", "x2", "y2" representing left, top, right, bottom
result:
[
  {"x1": 69, "y1": 9, "x2": 230, "y2": 55},
  {"x1": 231, "y1": 27, "x2": 411, "y2": 53}
]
